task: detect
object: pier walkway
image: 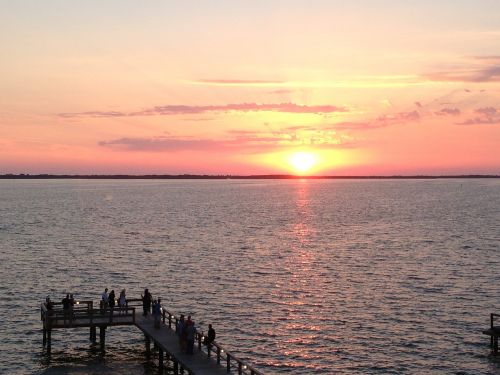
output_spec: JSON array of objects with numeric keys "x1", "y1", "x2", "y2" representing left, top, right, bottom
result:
[{"x1": 41, "y1": 298, "x2": 262, "y2": 375}]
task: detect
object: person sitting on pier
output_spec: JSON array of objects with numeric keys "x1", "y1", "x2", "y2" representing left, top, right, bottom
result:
[
  {"x1": 62, "y1": 294, "x2": 70, "y2": 324},
  {"x1": 141, "y1": 288, "x2": 152, "y2": 316},
  {"x1": 118, "y1": 289, "x2": 126, "y2": 314},
  {"x1": 203, "y1": 324, "x2": 216, "y2": 347},
  {"x1": 186, "y1": 319, "x2": 196, "y2": 354},
  {"x1": 101, "y1": 288, "x2": 109, "y2": 314}
]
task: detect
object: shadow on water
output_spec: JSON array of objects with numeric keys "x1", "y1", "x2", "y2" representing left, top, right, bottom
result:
[{"x1": 35, "y1": 344, "x2": 173, "y2": 375}]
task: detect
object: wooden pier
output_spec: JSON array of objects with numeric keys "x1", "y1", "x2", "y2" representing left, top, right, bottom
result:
[
  {"x1": 41, "y1": 297, "x2": 263, "y2": 375},
  {"x1": 483, "y1": 313, "x2": 500, "y2": 354}
]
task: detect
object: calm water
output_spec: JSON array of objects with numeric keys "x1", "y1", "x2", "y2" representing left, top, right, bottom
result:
[{"x1": 1, "y1": 179, "x2": 499, "y2": 374}]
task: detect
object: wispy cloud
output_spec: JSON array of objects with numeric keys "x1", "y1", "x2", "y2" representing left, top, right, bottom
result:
[
  {"x1": 190, "y1": 76, "x2": 423, "y2": 89},
  {"x1": 99, "y1": 126, "x2": 353, "y2": 153},
  {"x1": 457, "y1": 106, "x2": 500, "y2": 125},
  {"x1": 435, "y1": 108, "x2": 461, "y2": 116},
  {"x1": 424, "y1": 56, "x2": 500, "y2": 83},
  {"x1": 59, "y1": 102, "x2": 347, "y2": 118},
  {"x1": 192, "y1": 79, "x2": 285, "y2": 86},
  {"x1": 327, "y1": 111, "x2": 421, "y2": 131},
  {"x1": 267, "y1": 89, "x2": 296, "y2": 95},
  {"x1": 475, "y1": 107, "x2": 498, "y2": 116}
]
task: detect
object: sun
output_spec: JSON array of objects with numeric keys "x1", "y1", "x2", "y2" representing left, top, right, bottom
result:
[{"x1": 288, "y1": 151, "x2": 318, "y2": 174}]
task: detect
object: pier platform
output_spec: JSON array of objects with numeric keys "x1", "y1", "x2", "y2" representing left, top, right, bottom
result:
[
  {"x1": 482, "y1": 313, "x2": 500, "y2": 354},
  {"x1": 41, "y1": 298, "x2": 262, "y2": 375}
]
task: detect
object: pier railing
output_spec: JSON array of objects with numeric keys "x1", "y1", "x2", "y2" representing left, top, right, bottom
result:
[
  {"x1": 41, "y1": 301, "x2": 136, "y2": 328},
  {"x1": 125, "y1": 298, "x2": 263, "y2": 375},
  {"x1": 491, "y1": 313, "x2": 500, "y2": 330}
]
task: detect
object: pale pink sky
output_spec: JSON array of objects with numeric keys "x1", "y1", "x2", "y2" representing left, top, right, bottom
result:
[{"x1": 1, "y1": 1, "x2": 499, "y2": 175}]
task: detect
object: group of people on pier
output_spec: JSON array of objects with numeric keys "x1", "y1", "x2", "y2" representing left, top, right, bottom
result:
[
  {"x1": 61, "y1": 294, "x2": 75, "y2": 323},
  {"x1": 45, "y1": 288, "x2": 217, "y2": 353},
  {"x1": 174, "y1": 315, "x2": 216, "y2": 355},
  {"x1": 100, "y1": 288, "x2": 127, "y2": 314},
  {"x1": 141, "y1": 288, "x2": 163, "y2": 328},
  {"x1": 176, "y1": 314, "x2": 197, "y2": 354}
]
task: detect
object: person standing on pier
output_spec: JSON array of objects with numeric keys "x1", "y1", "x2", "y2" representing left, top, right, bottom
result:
[
  {"x1": 141, "y1": 288, "x2": 152, "y2": 316},
  {"x1": 118, "y1": 289, "x2": 126, "y2": 314},
  {"x1": 101, "y1": 288, "x2": 109, "y2": 314},
  {"x1": 176, "y1": 314, "x2": 186, "y2": 351},
  {"x1": 109, "y1": 290, "x2": 116, "y2": 314},
  {"x1": 69, "y1": 294, "x2": 75, "y2": 323},
  {"x1": 45, "y1": 296, "x2": 54, "y2": 312},
  {"x1": 62, "y1": 294, "x2": 70, "y2": 324},
  {"x1": 153, "y1": 298, "x2": 162, "y2": 328},
  {"x1": 186, "y1": 319, "x2": 196, "y2": 354},
  {"x1": 203, "y1": 324, "x2": 216, "y2": 347}
]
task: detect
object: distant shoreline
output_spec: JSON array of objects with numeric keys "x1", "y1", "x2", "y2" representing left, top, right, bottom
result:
[{"x1": 0, "y1": 174, "x2": 499, "y2": 180}]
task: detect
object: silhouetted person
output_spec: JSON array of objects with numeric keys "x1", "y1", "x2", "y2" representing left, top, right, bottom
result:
[
  {"x1": 153, "y1": 299, "x2": 162, "y2": 328},
  {"x1": 45, "y1": 296, "x2": 53, "y2": 311},
  {"x1": 109, "y1": 290, "x2": 116, "y2": 314},
  {"x1": 204, "y1": 324, "x2": 216, "y2": 346},
  {"x1": 118, "y1": 289, "x2": 126, "y2": 314},
  {"x1": 101, "y1": 288, "x2": 109, "y2": 314},
  {"x1": 141, "y1": 288, "x2": 152, "y2": 316},
  {"x1": 45, "y1": 297, "x2": 54, "y2": 317},
  {"x1": 176, "y1": 315, "x2": 186, "y2": 351},
  {"x1": 62, "y1": 294, "x2": 70, "y2": 323},
  {"x1": 186, "y1": 320, "x2": 196, "y2": 354},
  {"x1": 69, "y1": 293, "x2": 75, "y2": 323}
]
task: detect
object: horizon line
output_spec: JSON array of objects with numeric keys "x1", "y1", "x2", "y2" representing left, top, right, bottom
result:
[{"x1": 1, "y1": 173, "x2": 499, "y2": 180}]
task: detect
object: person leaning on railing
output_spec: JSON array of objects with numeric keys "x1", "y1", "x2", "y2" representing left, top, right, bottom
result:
[
  {"x1": 141, "y1": 288, "x2": 152, "y2": 316},
  {"x1": 203, "y1": 324, "x2": 216, "y2": 347},
  {"x1": 45, "y1": 297, "x2": 54, "y2": 315}
]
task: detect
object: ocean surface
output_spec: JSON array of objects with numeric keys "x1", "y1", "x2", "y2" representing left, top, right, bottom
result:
[{"x1": 1, "y1": 178, "x2": 499, "y2": 374}]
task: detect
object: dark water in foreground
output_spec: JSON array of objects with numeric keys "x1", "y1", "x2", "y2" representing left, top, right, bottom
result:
[{"x1": 0, "y1": 179, "x2": 499, "y2": 374}]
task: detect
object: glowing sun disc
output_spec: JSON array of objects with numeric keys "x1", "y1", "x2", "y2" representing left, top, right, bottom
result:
[{"x1": 289, "y1": 152, "x2": 317, "y2": 173}]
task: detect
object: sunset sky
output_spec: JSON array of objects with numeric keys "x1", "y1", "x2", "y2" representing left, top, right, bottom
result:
[{"x1": 1, "y1": 1, "x2": 499, "y2": 175}]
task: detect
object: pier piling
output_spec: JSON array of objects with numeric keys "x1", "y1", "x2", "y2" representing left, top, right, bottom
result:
[
  {"x1": 145, "y1": 334, "x2": 151, "y2": 356},
  {"x1": 159, "y1": 348, "x2": 164, "y2": 371},
  {"x1": 47, "y1": 329, "x2": 51, "y2": 353},
  {"x1": 99, "y1": 326, "x2": 106, "y2": 352}
]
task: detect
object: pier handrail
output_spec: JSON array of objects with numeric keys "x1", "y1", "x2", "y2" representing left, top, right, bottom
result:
[
  {"x1": 41, "y1": 303, "x2": 136, "y2": 327},
  {"x1": 124, "y1": 298, "x2": 263, "y2": 374},
  {"x1": 491, "y1": 313, "x2": 500, "y2": 329}
]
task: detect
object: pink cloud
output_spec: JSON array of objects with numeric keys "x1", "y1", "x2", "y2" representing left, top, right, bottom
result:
[
  {"x1": 99, "y1": 127, "x2": 352, "y2": 153},
  {"x1": 377, "y1": 110, "x2": 420, "y2": 122},
  {"x1": 60, "y1": 102, "x2": 347, "y2": 118},
  {"x1": 435, "y1": 108, "x2": 461, "y2": 116},
  {"x1": 267, "y1": 89, "x2": 295, "y2": 94},
  {"x1": 328, "y1": 110, "x2": 421, "y2": 131},
  {"x1": 457, "y1": 106, "x2": 500, "y2": 125},
  {"x1": 424, "y1": 56, "x2": 500, "y2": 82},
  {"x1": 475, "y1": 107, "x2": 497, "y2": 116},
  {"x1": 195, "y1": 79, "x2": 285, "y2": 85},
  {"x1": 457, "y1": 117, "x2": 500, "y2": 125}
]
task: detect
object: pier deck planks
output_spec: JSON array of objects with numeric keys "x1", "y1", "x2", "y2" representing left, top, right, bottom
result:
[{"x1": 136, "y1": 314, "x2": 229, "y2": 375}]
